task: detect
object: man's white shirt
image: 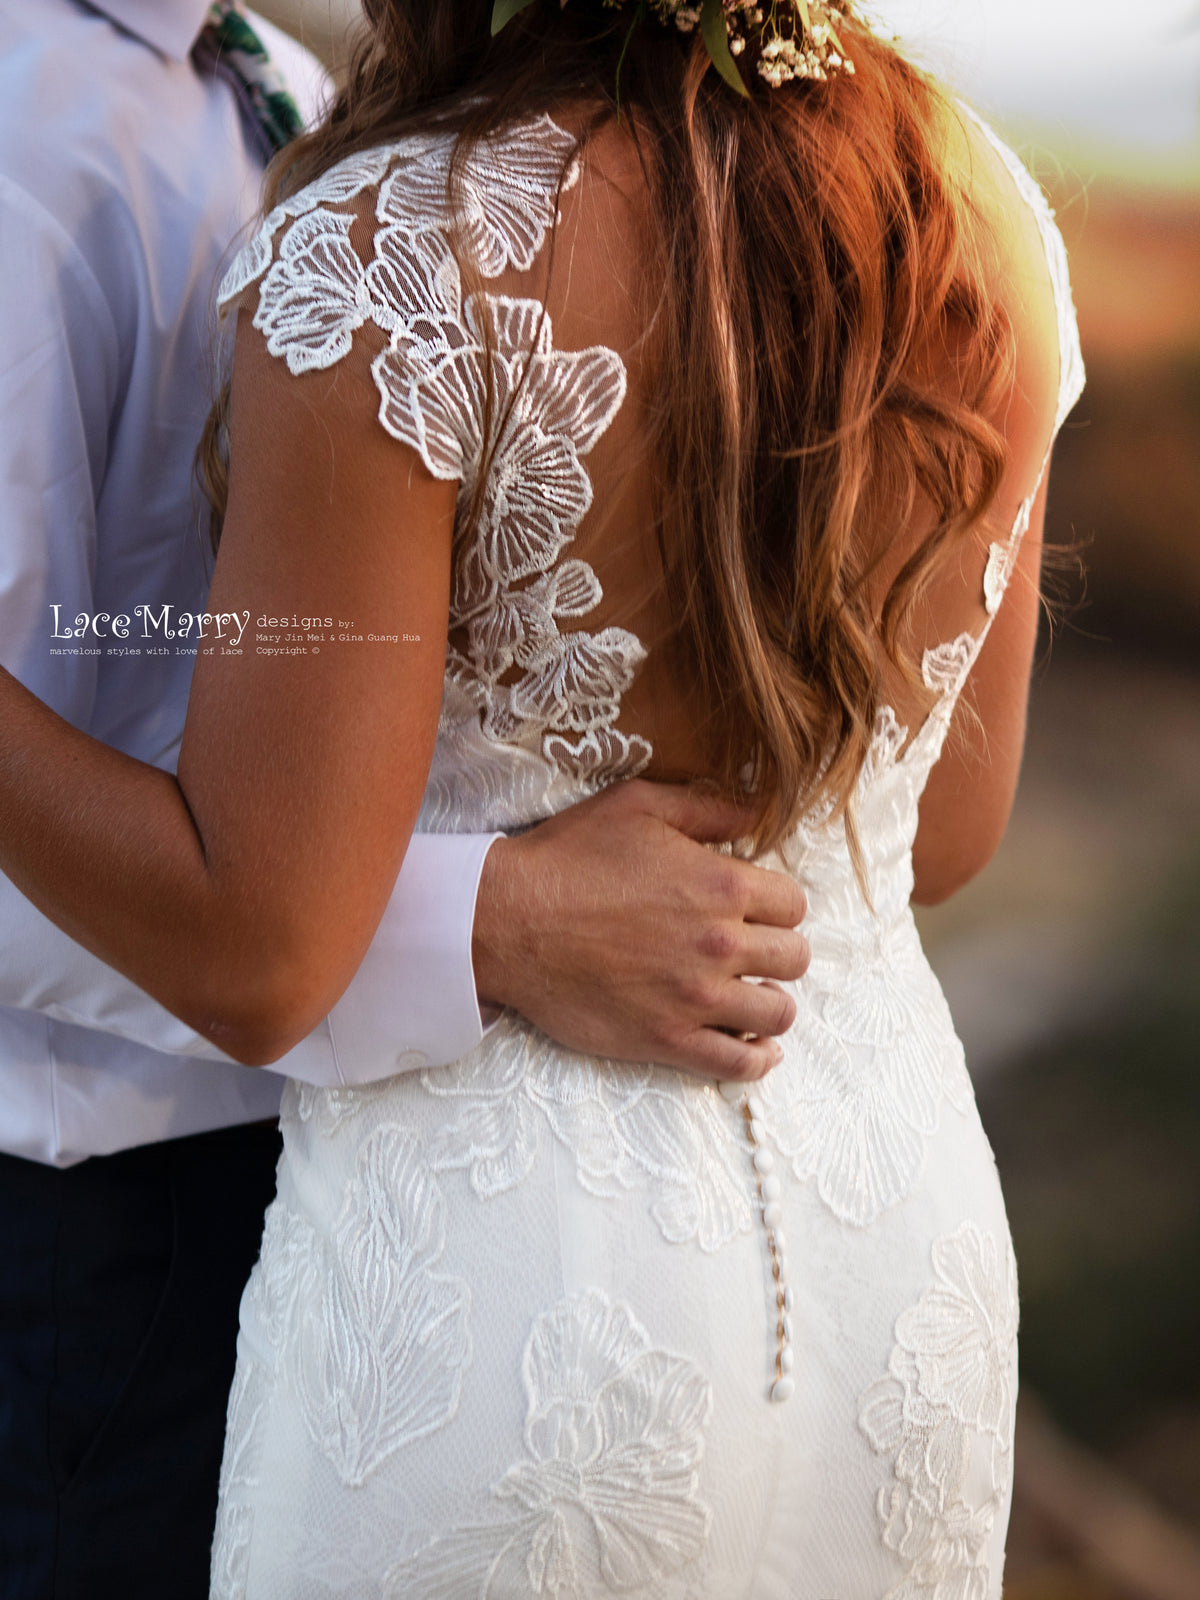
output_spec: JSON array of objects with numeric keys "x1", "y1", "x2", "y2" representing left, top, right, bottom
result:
[{"x1": 0, "y1": 0, "x2": 499, "y2": 1166}]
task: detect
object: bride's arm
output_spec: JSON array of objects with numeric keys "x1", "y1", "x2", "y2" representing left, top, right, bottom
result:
[
  {"x1": 905, "y1": 112, "x2": 1071, "y2": 905},
  {"x1": 910, "y1": 472, "x2": 1049, "y2": 905},
  {"x1": 0, "y1": 315, "x2": 453, "y2": 1067}
]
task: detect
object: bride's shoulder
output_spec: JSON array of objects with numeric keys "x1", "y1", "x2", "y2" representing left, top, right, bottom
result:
[
  {"x1": 217, "y1": 112, "x2": 583, "y2": 317},
  {"x1": 942, "y1": 102, "x2": 1081, "y2": 445},
  {"x1": 214, "y1": 140, "x2": 408, "y2": 314}
]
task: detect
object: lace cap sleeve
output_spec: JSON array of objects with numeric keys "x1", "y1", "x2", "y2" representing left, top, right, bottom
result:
[
  {"x1": 216, "y1": 147, "x2": 397, "y2": 313},
  {"x1": 214, "y1": 118, "x2": 583, "y2": 485}
]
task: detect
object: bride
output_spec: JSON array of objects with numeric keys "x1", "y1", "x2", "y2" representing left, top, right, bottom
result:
[{"x1": 0, "y1": 1, "x2": 1083, "y2": 1594}]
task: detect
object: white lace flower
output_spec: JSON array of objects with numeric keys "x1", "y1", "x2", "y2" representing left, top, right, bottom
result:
[
  {"x1": 385, "y1": 1291, "x2": 712, "y2": 1597},
  {"x1": 858, "y1": 1224, "x2": 1019, "y2": 1600},
  {"x1": 543, "y1": 727, "x2": 653, "y2": 785},
  {"x1": 759, "y1": 1014, "x2": 924, "y2": 1226},
  {"x1": 921, "y1": 632, "x2": 980, "y2": 705},
  {"x1": 209, "y1": 1361, "x2": 270, "y2": 1600},
  {"x1": 245, "y1": 1198, "x2": 321, "y2": 1365},
  {"x1": 895, "y1": 1226, "x2": 1019, "y2": 1450},
  {"x1": 759, "y1": 917, "x2": 972, "y2": 1227},
  {"x1": 501, "y1": 625, "x2": 647, "y2": 738},
  {"x1": 373, "y1": 332, "x2": 485, "y2": 481},
  {"x1": 982, "y1": 489, "x2": 1034, "y2": 618},
  {"x1": 218, "y1": 147, "x2": 397, "y2": 309},
  {"x1": 502, "y1": 1293, "x2": 713, "y2": 1585},
  {"x1": 294, "y1": 1127, "x2": 472, "y2": 1486},
  {"x1": 218, "y1": 205, "x2": 287, "y2": 307},
  {"x1": 365, "y1": 222, "x2": 460, "y2": 337},
  {"x1": 481, "y1": 417, "x2": 594, "y2": 584},
  {"x1": 464, "y1": 562, "x2": 599, "y2": 684},
  {"x1": 377, "y1": 117, "x2": 579, "y2": 276},
  {"x1": 282, "y1": 1078, "x2": 370, "y2": 1136},
  {"x1": 860, "y1": 703, "x2": 910, "y2": 783},
  {"x1": 423, "y1": 1023, "x2": 555, "y2": 1196},
  {"x1": 253, "y1": 208, "x2": 374, "y2": 374},
  {"x1": 418, "y1": 671, "x2": 559, "y2": 833},
  {"x1": 423, "y1": 1016, "x2": 755, "y2": 1252}
]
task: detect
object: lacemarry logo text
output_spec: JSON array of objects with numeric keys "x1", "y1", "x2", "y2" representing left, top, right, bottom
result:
[{"x1": 50, "y1": 606, "x2": 249, "y2": 646}]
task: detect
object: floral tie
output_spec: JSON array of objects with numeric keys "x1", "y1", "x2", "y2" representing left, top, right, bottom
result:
[{"x1": 192, "y1": 2, "x2": 305, "y2": 156}]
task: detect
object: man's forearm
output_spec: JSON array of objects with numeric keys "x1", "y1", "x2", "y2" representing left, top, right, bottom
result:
[{"x1": 0, "y1": 833, "x2": 502, "y2": 1085}]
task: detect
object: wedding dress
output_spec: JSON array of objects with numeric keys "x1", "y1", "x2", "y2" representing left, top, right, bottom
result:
[{"x1": 209, "y1": 103, "x2": 1084, "y2": 1600}]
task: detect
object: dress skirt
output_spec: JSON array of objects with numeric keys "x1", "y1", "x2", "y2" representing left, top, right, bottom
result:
[{"x1": 211, "y1": 906, "x2": 1018, "y2": 1600}]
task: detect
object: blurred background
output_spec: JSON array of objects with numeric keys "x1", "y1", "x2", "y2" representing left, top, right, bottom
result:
[
  {"x1": 880, "y1": 8, "x2": 1200, "y2": 1599},
  {"x1": 260, "y1": 4, "x2": 1200, "y2": 1594}
]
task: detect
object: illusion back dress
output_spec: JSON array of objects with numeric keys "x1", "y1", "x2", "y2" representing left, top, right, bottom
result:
[{"x1": 210, "y1": 105, "x2": 1084, "y2": 1600}]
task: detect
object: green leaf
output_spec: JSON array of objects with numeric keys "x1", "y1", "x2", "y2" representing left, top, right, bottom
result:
[
  {"x1": 491, "y1": 0, "x2": 537, "y2": 35},
  {"x1": 699, "y1": 0, "x2": 749, "y2": 97}
]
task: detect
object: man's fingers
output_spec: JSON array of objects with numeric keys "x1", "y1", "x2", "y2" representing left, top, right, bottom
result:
[
  {"x1": 624, "y1": 779, "x2": 757, "y2": 845},
  {"x1": 673, "y1": 1027, "x2": 783, "y2": 1082},
  {"x1": 735, "y1": 860, "x2": 807, "y2": 930},
  {"x1": 737, "y1": 926, "x2": 811, "y2": 984},
  {"x1": 610, "y1": 782, "x2": 809, "y2": 933},
  {"x1": 704, "y1": 977, "x2": 797, "y2": 1041}
]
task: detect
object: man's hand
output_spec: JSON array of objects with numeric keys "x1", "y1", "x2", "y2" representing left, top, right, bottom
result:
[{"x1": 472, "y1": 780, "x2": 810, "y2": 1082}]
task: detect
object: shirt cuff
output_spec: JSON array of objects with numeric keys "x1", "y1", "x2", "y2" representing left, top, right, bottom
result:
[{"x1": 313, "y1": 831, "x2": 503, "y2": 1088}]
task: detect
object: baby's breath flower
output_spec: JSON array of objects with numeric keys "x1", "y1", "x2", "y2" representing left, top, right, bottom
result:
[{"x1": 497, "y1": 0, "x2": 856, "y2": 90}]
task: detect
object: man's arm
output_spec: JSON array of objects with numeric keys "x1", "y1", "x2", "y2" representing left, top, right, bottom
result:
[
  {"x1": 328, "y1": 781, "x2": 813, "y2": 1086},
  {"x1": 0, "y1": 187, "x2": 807, "y2": 1087},
  {"x1": 0, "y1": 177, "x2": 502, "y2": 1083},
  {"x1": 0, "y1": 785, "x2": 809, "y2": 1086},
  {"x1": 0, "y1": 838, "x2": 501, "y2": 1078}
]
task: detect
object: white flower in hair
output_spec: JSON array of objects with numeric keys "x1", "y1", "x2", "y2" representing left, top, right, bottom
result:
[{"x1": 492, "y1": 0, "x2": 857, "y2": 95}]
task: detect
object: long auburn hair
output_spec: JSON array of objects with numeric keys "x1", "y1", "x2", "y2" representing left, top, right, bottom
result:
[{"x1": 201, "y1": 0, "x2": 1015, "y2": 856}]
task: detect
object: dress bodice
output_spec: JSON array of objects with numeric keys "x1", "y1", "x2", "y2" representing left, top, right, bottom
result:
[{"x1": 219, "y1": 105, "x2": 1083, "y2": 879}]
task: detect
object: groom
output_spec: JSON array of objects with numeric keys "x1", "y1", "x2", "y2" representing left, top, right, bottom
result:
[{"x1": 0, "y1": 2, "x2": 808, "y2": 1595}]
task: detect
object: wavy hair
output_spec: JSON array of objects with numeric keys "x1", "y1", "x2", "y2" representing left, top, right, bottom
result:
[{"x1": 200, "y1": 0, "x2": 1015, "y2": 857}]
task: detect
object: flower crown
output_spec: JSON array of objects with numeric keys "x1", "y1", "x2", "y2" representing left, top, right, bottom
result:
[{"x1": 491, "y1": 1, "x2": 857, "y2": 95}]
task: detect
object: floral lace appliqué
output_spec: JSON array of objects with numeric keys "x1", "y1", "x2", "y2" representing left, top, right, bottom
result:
[
  {"x1": 209, "y1": 1361, "x2": 270, "y2": 1600},
  {"x1": 422, "y1": 1015, "x2": 756, "y2": 1252},
  {"x1": 220, "y1": 118, "x2": 647, "y2": 821},
  {"x1": 758, "y1": 915, "x2": 973, "y2": 1228},
  {"x1": 385, "y1": 1289, "x2": 713, "y2": 1597},
  {"x1": 858, "y1": 1223, "x2": 1019, "y2": 1600},
  {"x1": 294, "y1": 1127, "x2": 472, "y2": 1486}
]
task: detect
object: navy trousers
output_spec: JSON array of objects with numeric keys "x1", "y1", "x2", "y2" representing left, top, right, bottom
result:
[{"x1": 0, "y1": 1120, "x2": 282, "y2": 1599}]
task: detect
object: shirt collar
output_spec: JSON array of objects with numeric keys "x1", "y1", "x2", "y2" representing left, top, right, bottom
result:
[{"x1": 86, "y1": 0, "x2": 216, "y2": 64}]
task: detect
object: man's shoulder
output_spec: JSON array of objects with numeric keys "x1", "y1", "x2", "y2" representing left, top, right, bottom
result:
[
  {"x1": 0, "y1": 0, "x2": 274, "y2": 310},
  {"x1": 0, "y1": 2, "x2": 157, "y2": 214}
]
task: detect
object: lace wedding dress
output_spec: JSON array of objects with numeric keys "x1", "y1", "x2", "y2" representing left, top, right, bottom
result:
[{"x1": 209, "y1": 105, "x2": 1084, "y2": 1600}]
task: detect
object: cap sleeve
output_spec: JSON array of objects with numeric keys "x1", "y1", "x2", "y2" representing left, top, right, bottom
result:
[{"x1": 215, "y1": 119, "x2": 583, "y2": 487}]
